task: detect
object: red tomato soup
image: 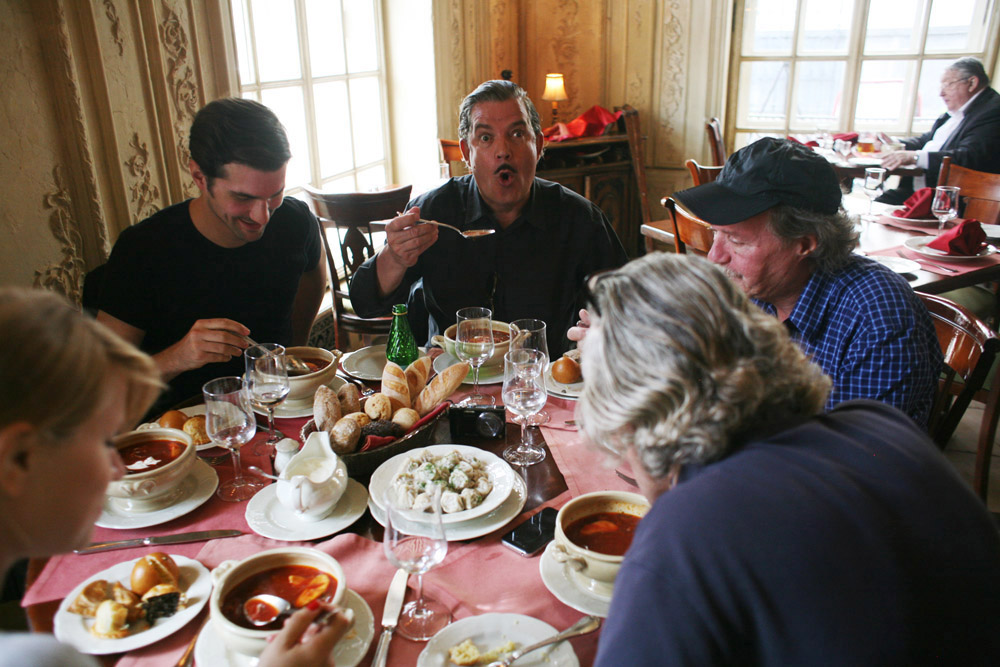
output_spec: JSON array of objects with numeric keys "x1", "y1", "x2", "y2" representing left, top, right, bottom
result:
[
  {"x1": 119, "y1": 440, "x2": 186, "y2": 474},
  {"x1": 565, "y1": 511, "x2": 641, "y2": 556},
  {"x1": 221, "y1": 565, "x2": 337, "y2": 631},
  {"x1": 288, "y1": 357, "x2": 330, "y2": 377}
]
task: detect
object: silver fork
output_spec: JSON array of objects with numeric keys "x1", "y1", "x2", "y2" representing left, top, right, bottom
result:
[
  {"x1": 485, "y1": 615, "x2": 601, "y2": 667},
  {"x1": 338, "y1": 372, "x2": 375, "y2": 396},
  {"x1": 896, "y1": 250, "x2": 958, "y2": 274}
]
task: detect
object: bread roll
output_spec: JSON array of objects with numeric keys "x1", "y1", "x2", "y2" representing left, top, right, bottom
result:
[
  {"x1": 415, "y1": 362, "x2": 469, "y2": 416},
  {"x1": 329, "y1": 417, "x2": 361, "y2": 454},
  {"x1": 337, "y1": 383, "x2": 361, "y2": 415},
  {"x1": 182, "y1": 415, "x2": 209, "y2": 446},
  {"x1": 340, "y1": 411, "x2": 371, "y2": 429},
  {"x1": 130, "y1": 552, "x2": 179, "y2": 597},
  {"x1": 381, "y1": 361, "x2": 410, "y2": 411},
  {"x1": 392, "y1": 407, "x2": 420, "y2": 431},
  {"x1": 405, "y1": 356, "x2": 433, "y2": 397},
  {"x1": 314, "y1": 385, "x2": 342, "y2": 432},
  {"x1": 364, "y1": 392, "x2": 393, "y2": 421}
]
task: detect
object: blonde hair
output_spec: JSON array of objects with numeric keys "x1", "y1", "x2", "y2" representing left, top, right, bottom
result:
[
  {"x1": 0, "y1": 288, "x2": 162, "y2": 440},
  {"x1": 578, "y1": 253, "x2": 831, "y2": 477}
]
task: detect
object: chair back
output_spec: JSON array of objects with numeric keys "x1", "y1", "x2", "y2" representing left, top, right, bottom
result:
[
  {"x1": 919, "y1": 292, "x2": 1000, "y2": 447},
  {"x1": 662, "y1": 197, "x2": 714, "y2": 256},
  {"x1": 938, "y1": 156, "x2": 1000, "y2": 224},
  {"x1": 439, "y1": 139, "x2": 463, "y2": 177},
  {"x1": 302, "y1": 184, "x2": 413, "y2": 350},
  {"x1": 706, "y1": 117, "x2": 726, "y2": 166},
  {"x1": 685, "y1": 159, "x2": 723, "y2": 187}
]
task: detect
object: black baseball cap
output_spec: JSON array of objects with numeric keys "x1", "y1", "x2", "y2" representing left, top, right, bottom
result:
[{"x1": 674, "y1": 137, "x2": 842, "y2": 225}]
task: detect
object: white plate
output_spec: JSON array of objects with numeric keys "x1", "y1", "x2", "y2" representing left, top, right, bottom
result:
[
  {"x1": 433, "y1": 351, "x2": 504, "y2": 385},
  {"x1": 539, "y1": 543, "x2": 610, "y2": 618},
  {"x1": 872, "y1": 256, "x2": 921, "y2": 274},
  {"x1": 886, "y1": 213, "x2": 938, "y2": 226},
  {"x1": 903, "y1": 236, "x2": 997, "y2": 261},
  {"x1": 253, "y1": 376, "x2": 347, "y2": 420},
  {"x1": 54, "y1": 555, "x2": 210, "y2": 655},
  {"x1": 96, "y1": 460, "x2": 218, "y2": 530},
  {"x1": 417, "y1": 613, "x2": 579, "y2": 667},
  {"x1": 245, "y1": 479, "x2": 368, "y2": 541},
  {"x1": 193, "y1": 588, "x2": 375, "y2": 667},
  {"x1": 369, "y1": 472, "x2": 526, "y2": 541},
  {"x1": 341, "y1": 345, "x2": 428, "y2": 381},
  {"x1": 545, "y1": 364, "x2": 583, "y2": 401},
  {"x1": 368, "y1": 445, "x2": 516, "y2": 523}
]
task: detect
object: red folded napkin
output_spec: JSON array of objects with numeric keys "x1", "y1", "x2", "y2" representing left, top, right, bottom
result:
[
  {"x1": 359, "y1": 401, "x2": 450, "y2": 452},
  {"x1": 927, "y1": 219, "x2": 985, "y2": 255},
  {"x1": 786, "y1": 135, "x2": 819, "y2": 148},
  {"x1": 543, "y1": 105, "x2": 623, "y2": 141},
  {"x1": 832, "y1": 131, "x2": 858, "y2": 143},
  {"x1": 894, "y1": 187, "x2": 934, "y2": 219}
]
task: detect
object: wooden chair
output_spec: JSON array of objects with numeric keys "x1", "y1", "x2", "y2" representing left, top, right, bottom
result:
[
  {"x1": 685, "y1": 159, "x2": 723, "y2": 187},
  {"x1": 662, "y1": 196, "x2": 714, "y2": 256},
  {"x1": 706, "y1": 117, "x2": 726, "y2": 166},
  {"x1": 439, "y1": 139, "x2": 463, "y2": 177},
  {"x1": 919, "y1": 292, "x2": 1000, "y2": 501},
  {"x1": 620, "y1": 105, "x2": 677, "y2": 256},
  {"x1": 302, "y1": 184, "x2": 413, "y2": 351},
  {"x1": 938, "y1": 156, "x2": 1000, "y2": 224}
]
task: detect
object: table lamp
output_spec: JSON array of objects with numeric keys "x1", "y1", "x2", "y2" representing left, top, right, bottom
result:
[{"x1": 542, "y1": 73, "x2": 568, "y2": 125}]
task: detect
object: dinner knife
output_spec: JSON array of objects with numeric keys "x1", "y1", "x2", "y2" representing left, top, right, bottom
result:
[
  {"x1": 372, "y1": 568, "x2": 409, "y2": 667},
  {"x1": 74, "y1": 529, "x2": 243, "y2": 554}
]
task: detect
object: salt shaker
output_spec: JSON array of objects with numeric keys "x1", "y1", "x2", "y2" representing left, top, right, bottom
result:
[{"x1": 272, "y1": 438, "x2": 300, "y2": 475}]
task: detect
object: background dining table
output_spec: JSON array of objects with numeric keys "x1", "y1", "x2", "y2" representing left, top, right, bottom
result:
[{"x1": 23, "y1": 375, "x2": 629, "y2": 667}]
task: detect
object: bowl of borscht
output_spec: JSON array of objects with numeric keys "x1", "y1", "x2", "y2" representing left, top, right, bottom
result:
[
  {"x1": 105, "y1": 427, "x2": 196, "y2": 512},
  {"x1": 285, "y1": 346, "x2": 341, "y2": 402}
]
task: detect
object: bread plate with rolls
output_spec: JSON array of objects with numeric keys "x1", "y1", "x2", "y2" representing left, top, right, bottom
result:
[{"x1": 546, "y1": 350, "x2": 584, "y2": 400}]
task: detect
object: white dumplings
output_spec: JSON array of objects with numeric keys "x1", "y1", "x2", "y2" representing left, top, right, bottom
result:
[{"x1": 390, "y1": 450, "x2": 492, "y2": 514}]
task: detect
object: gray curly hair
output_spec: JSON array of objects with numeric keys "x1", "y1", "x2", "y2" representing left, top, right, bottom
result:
[
  {"x1": 768, "y1": 204, "x2": 859, "y2": 273},
  {"x1": 577, "y1": 253, "x2": 830, "y2": 478}
]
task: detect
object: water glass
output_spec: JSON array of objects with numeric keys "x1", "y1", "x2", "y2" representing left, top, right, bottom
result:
[
  {"x1": 932, "y1": 186, "x2": 960, "y2": 231},
  {"x1": 203, "y1": 376, "x2": 264, "y2": 502},
  {"x1": 244, "y1": 343, "x2": 289, "y2": 449},
  {"x1": 509, "y1": 319, "x2": 550, "y2": 426},
  {"x1": 862, "y1": 167, "x2": 887, "y2": 222},
  {"x1": 501, "y1": 349, "x2": 548, "y2": 466},
  {"x1": 455, "y1": 307, "x2": 495, "y2": 406}
]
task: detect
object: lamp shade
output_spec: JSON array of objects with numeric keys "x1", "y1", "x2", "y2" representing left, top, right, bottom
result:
[{"x1": 542, "y1": 73, "x2": 568, "y2": 102}]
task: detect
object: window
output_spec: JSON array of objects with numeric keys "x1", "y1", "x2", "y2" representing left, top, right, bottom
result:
[
  {"x1": 728, "y1": 0, "x2": 1000, "y2": 149},
  {"x1": 231, "y1": 0, "x2": 390, "y2": 194}
]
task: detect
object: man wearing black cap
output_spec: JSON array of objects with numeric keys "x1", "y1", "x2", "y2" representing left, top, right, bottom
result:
[{"x1": 673, "y1": 137, "x2": 941, "y2": 427}]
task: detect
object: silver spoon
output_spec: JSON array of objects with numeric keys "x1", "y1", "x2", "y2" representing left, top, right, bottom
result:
[
  {"x1": 248, "y1": 465, "x2": 280, "y2": 481},
  {"x1": 418, "y1": 218, "x2": 495, "y2": 239},
  {"x1": 485, "y1": 615, "x2": 601, "y2": 667},
  {"x1": 243, "y1": 594, "x2": 292, "y2": 626},
  {"x1": 237, "y1": 334, "x2": 313, "y2": 374}
]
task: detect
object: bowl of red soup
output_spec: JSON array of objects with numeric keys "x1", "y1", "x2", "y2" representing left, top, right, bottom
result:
[
  {"x1": 285, "y1": 346, "x2": 342, "y2": 402},
  {"x1": 210, "y1": 547, "x2": 346, "y2": 657},
  {"x1": 552, "y1": 491, "x2": 649, "y2": 599},
  {"x1": 432, "y1": 320, "x2": 511, "y2": 369},
  {"x1": 105, "y1": 427, "x2": 195, "y2": 512}
]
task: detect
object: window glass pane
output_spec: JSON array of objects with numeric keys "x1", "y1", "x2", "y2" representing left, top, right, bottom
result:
[
  {"x1": 350, "y1": 76, "x2": 385, "y2": 165},
  {"x1": 737, "y1": 61, "x2": 789, "y2": 128},
  {"x1": 791, "y1": 61, "x2": 845, "y2": 130},
  {"x1": 863, "y1": 0, "x2": 927, "y2": 55},
  {"x1": 854, "y1": 60, "x2": 916, "y2": 130},
  {"x1": 914, "y1": 59, "x2": 950, "y2": 128},
  {"x1": 252, "y1": 0, "x2": 302, "y2": 81},
  {"x1": 733, "y1": 131, "x2": 778, "y2": 151},
  {"x1": 260, "y1": 86, "x2": 310, "y2": 188},
  {"x1": 322, "y1": 174, "x2": 357, "y2": 192},
  {"x1": 926, "y1": 0, "x2": 986, "y2": 52},
  {"x1": 798, "y1": 0, "x2": 853, "y2": 55},
  {"x1": 306, "y1": 0, "x2": 346, "y2": 76},
  {"x1": 314, "y1": 81, "x2": 354, "y2": 178},
  {"x1": 344, "y1": 0, "x2": 378, "y2": 73},
  {"x1": 356, "y1": 165, "x2": 387, "y2": 191},
  {"x1": 232, "y1": 0, "x2": 256, "y2": 84}
]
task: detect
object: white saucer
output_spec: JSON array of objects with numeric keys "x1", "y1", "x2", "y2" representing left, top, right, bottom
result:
[
  {"x1": 903, "y1": 236, "x2": 997, "y2": 260},
  {"x1": 886, "y1": 213, "x2": 938, "y2": 226},
  {"x1": 245, "y1": 479, "x2": 369, "y2": 541},
  {"x1": 96, "y1": 460, "x2": 218, "y2": 530},
  {"x1": 539, "y1": 543, "x2": 610, "y2": 617},
  {"x1": 545, "y1": 364, "x2": 583, "y2": 400},
  {"x1": 872, "y1": 256, "x2": 920, "y2": 274},
  {"x1": 417, "y1": 613, "x2": 579, "y2": 667},
  {"x1": 369, "y1": 472, "x2": 527, "y2": 541},
  {"x1": 254, "y1": 376, "x2": 347, "y2": 420},
  {"x1": 194, "y1": 588, "x2": 375, "y2": 667},
  {"x1": 342, "y1": 345, "x2": 428, "y2": 381},
  {"x1": 433, "y1": 351, "x2": 504, "y2": 385}
]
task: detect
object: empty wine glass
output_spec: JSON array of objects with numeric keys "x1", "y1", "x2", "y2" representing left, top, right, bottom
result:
[
  {"x1": 502, "y1": 349, "x2": 548, "y2": 466},
  {"x1": 455, "y1": 307, "x2": 495, "y2": 406},
  {"x1": 932, "y1": 186, "x2": 960, "y2": 232},
  {"x1": 382, "y1": 488, "x2": 450, "y2": 640},
  {"x1": 203, "y1": 376, "x2": 264, "y2": 502},
  {"x1": 509, "y1": 319, "x2": 550, "y2": 427},
  {"x1": 834, "y1": 138, "x2": 853, "y2": 163},
  {"x1": 244, "y1": 343, "x2": 289, "y2": 450},
  {"x1": 862, "y1": 167, "x2": 887, "y2": 222}
]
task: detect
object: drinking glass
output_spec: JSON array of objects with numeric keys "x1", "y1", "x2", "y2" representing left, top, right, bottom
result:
[
  {"x1": 932, "y1": 186, "x2": 960, "y2": 231},
  {"x1": 834, "y1": 138, "x2": 853, "y2": 163},
  {"x1": 501, "y1": 349, "x2": 548, "y2": 466},
  {"x1": 509, "y1": 319, "x2": 550, "y2": 426},
  {"x1": 244, "y1": 343, "x2": 289, "y2": 449},
  {"x1": 203, "y1": 376, "x2": 264, "y2": 502},
  {"x1": 455, "y1": 307, "x2": 495, "y2": 406},
  {"x1": 382, "y1": 488, "x2": 450, "y2": 640},
  {"x1": 862, "y1": 167, "x2": 887, "y2": 222}
]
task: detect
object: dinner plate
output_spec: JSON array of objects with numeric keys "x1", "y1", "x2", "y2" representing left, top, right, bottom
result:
[
  {"x1": 96, "y1": 460, "x2": 218, "y2": 530},
  {"x1": 871, "y1": 256, "x2": 921, "y2": 274},
  {"x1": 341, "y1": 345, "x2": 429, "y2": 381},
  {"x1": 417, "y1": 613, "x2": 579, "y2": 667},
  {"x1": 253, "y1": 376, "x2": 347, "y2": 420},
  {"x1": 368, "y1": 444, "x2": 516, "y2": 523},
  {"x1": 545, "y1": 364, "x2": 583, "y2": 401},
  {"x1": 539, "y1": 543, "x2": 610, "y2": 618},
  {"x1": 903, "y1": 236, "x2": 997, "y2": 261},
  {"x1": 54, "y1": 555, "x2": 210, "y2": 655},
  {"x1": 369, "y1": 472, "x2": 526, "y2": 541},
  {"x1": 245, "y1": 479, "x2": 368, "y2": 541},
  {"x1": 886, "y1": 213, "x2": 938, "y2": 226},
  {"x1": 193, "y1": 588, "x2": 375, "y2": 667},
  {"x1": 433, "y1": 351, "x2": 504, "y2": 385}
]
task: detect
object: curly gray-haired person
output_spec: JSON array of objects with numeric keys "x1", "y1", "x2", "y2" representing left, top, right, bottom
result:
[{"x1": 583, "y1": 253, "x2": 1000, "y2": 666}]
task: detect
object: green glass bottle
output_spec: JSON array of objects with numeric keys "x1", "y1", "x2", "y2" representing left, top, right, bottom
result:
[{"x1": 386, "y1": 304, "x2": 419, "y2": 367}]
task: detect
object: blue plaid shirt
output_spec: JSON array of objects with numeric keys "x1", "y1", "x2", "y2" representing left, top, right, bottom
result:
[{"x1": 754, "y1": 255, "x2": 941, "y2": 426}]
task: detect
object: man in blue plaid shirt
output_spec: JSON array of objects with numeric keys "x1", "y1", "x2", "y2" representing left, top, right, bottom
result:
[{"x1": 674, "y1": 137, "x2": 941, "y2": 426}]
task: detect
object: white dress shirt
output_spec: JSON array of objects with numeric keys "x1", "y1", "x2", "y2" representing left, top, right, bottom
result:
[{"x1": 914, "y1": 89, "x2": 984, "y2": 188}]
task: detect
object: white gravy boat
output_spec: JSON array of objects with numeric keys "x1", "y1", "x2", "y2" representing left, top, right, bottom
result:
[{"x1": 275, "y1": 431, "x2": 347, "y2": 521}]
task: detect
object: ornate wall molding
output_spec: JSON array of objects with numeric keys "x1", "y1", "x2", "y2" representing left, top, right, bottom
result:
[
  {"x1": 103, "y1": 0, "x2": 125, "y2": 56},
  {"x1": 657, "y1": 0, "x2": 685, "y2": 165},
  {"x1": 124, "y1": 132, "x2": 162, "y2": 223},
  {"x1": 159, "y1": 1, "x2": 200, "y2": 199},
  {"x1": 34, "y1": 166, "x2": 86, "y2": 303}
]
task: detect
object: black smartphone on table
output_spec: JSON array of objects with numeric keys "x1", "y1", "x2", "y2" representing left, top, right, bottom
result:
[{"x1": 501, "y1": 507, "x2": 558, "y2": 557}]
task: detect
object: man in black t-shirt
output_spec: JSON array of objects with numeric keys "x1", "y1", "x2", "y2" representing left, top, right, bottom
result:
[{"x1": 97, "y1": 98, "x2": 325, "y2": 407}]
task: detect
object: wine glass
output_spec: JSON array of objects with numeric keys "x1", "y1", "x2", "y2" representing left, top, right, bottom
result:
[
  {"x1": 862, "y1": 167, "x2": 887, "y2": 223},
  {"x1": 834, "y1": 138, "x2": 853, "y2": 163},
  {"x1": 501, "y1": 349, "x2": 548, "y2": 466},
  {"x1": 203, "y1": 376, "x2": 264, "y2": 502},
  {"x1": 509, "y1": 319, "x2": 550, "y2": 427},
  {"x1": 932, "y1": 186, "x2": 960, "y2": 231},
  {"x1": 455, "y1": 307, "x2": 495, "y2": 406},
  {"x1": 382, "y1": 488, "x2": 450, "y2": 640},
  {"x1": 244, "y1": 343, "x2": 289, "y2": 450}
]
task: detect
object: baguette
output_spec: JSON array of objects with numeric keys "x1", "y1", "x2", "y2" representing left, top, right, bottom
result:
[
  {"x1": 381, "y1": 361, "x2": 410, "y2": 411},
  {"x1": 314, "y1": 385, "x2": 342, "y2": 432},
  {"x1": 405, "y1": 356, "x2": 433, "y2": 398},
  {"x1": 415, "y1": 361, "x2": 469, "y2": 416}
]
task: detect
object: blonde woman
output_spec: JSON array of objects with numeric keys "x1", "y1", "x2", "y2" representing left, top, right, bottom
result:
[{"x1": 578, "y1": 254, "x2": 1000, "y2": 666}]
